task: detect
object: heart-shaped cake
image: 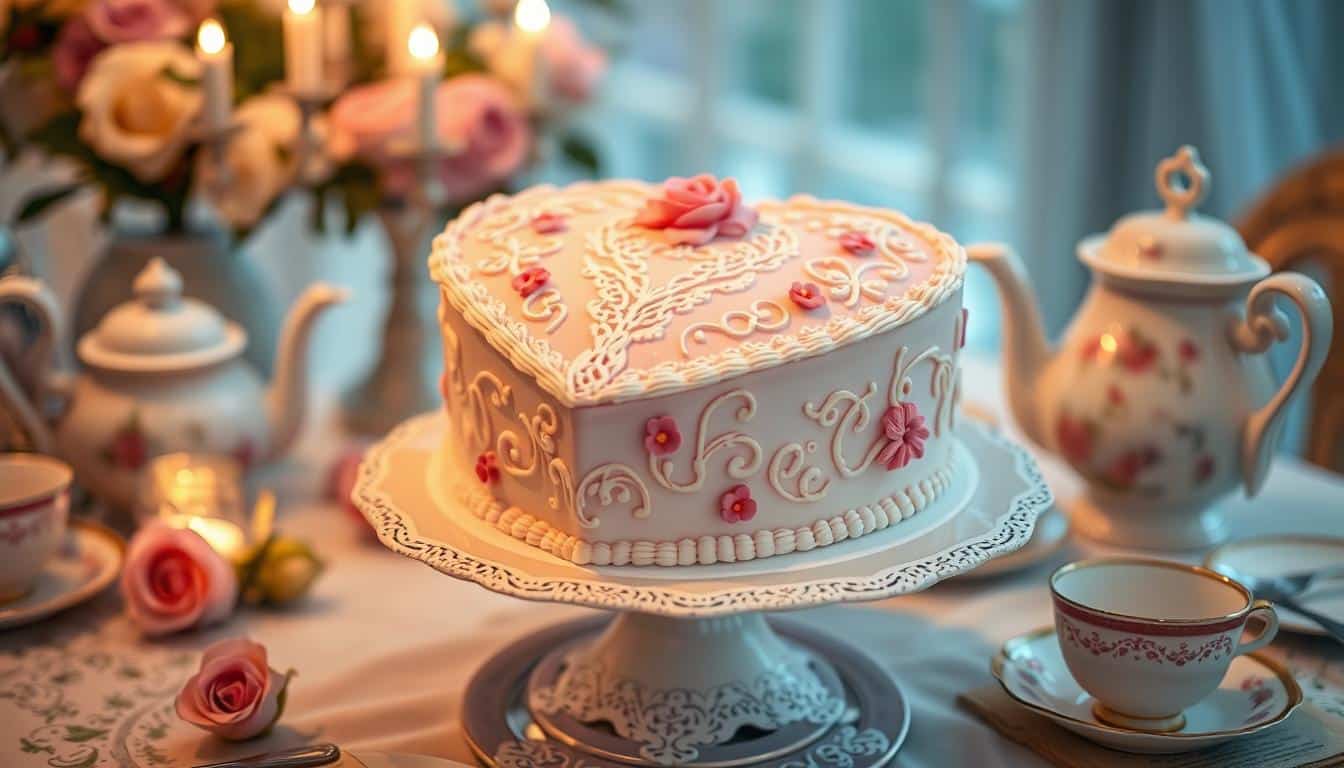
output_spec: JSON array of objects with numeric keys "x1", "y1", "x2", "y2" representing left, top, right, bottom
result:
[{"x1": 430, "y1": 176, "x2": 967, "y2": 567}]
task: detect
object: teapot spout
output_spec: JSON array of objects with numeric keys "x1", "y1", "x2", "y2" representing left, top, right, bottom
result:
[
  {"x1": 264, "y1": 283, "x2": 348, "y2": 460},
  {"x1": 966, "y1": 243, "x2": 1054, "y2": 446}
]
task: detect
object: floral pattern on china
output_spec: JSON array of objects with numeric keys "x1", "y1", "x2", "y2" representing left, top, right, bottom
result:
[{"x1": 970, "y1": 145, "x2": 1334, "y2": 549}]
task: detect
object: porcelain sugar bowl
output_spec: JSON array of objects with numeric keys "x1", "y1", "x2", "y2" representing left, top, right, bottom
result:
[
  {"x1": 971, "y1": 146, "x2": 1332, "y2": 549},
  {"x1": 0, "y1": 258, "x2": 346, "y2": 509}
]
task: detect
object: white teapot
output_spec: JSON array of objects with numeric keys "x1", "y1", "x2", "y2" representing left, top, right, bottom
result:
[
  {"x1": 970, "y1": 146, "x2": 1332, "y2": 549},
  {"x1": 0, "y1": 258, "x2": 346, "y2": 509}
]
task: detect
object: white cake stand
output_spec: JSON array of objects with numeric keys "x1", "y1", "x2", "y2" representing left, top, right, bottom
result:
[{"x1": 353, "y1": 413, "x2": 1052, "y2": 767}]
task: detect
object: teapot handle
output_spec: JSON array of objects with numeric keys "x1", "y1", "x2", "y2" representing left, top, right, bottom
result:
[
  {"x1": 1230, "y1": 272, "x2": 1332, "y2": 496},
  {"x1": 0, "y1": 276, "x2": 61, "y2": 452}
]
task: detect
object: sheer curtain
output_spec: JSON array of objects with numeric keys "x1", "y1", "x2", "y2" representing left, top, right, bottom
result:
[{"x1": 1015, "y1": 0, "x2": 1344, "y2": 331}]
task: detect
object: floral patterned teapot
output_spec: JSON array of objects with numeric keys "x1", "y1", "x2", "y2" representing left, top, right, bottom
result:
[
  {"x1": 0, "y1": 258, "x2": 346, "y2": 509},
  {"x1": 970, "y1": 146, "x2": 1332, "y2": 549}
]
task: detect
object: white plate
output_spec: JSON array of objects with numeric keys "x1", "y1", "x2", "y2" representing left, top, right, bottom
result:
[
  {"x1": 0, "y1": 519, "x2": 124, "y2": 630},
  {"x1": 1205, "y1": 536, "x2": 1344, "y2": 637},
  {"x1": 992, "y1": 627, "x2": 1303, "y2": 754},
  {"x1": 957, "y1": 505, "x2": 1068, "y2": 580},
  {"x1": 352, "y1": 413, "x2": 1053, "y2": 617}
]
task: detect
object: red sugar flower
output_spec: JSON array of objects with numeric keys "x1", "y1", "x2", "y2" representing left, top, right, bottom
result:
[
  {"x1": 839, "y1": 230, "x2": 876, "y2": 256},
  {"x1": 530, "y1": 212, "x2": 567, "y2": 234},
  {"x1": 644, "y1": 416, "x2": 682, "y2": 456},
  {"x1": 512, "y1": 266, "x2": 550, "y2": 297},
  {"x1": 1179, "y1": 339, "x2": 1199, "y2": 364},
  {"x1": 789, "y1": 281, "x2": 826, "y2": 310},
  {"x1": 1056, "y1": 413, "x2": 1094, "y2": 465},
  {"x1": 475, "y1": 451, "x2": 500, "y2": 484},
  {"x1": 719, "y1": 484, "x2": 757, "y2": 523},
  {"x1": 876, "y1": 402, "x2": 929, "y2": 470}
]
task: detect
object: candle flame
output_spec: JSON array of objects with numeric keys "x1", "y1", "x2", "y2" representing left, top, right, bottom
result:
[
  {"x1": 289, "y1": 0, "x2": 315, "y2": 15},
  {"x1": 514, "y1": 0, "x2": 550, "y2": 34},
  {"x1": 408, "y1": 22, "x2": 439, "y2": 60},
  {"x1": 198, "y1": 18, "x2": 226, "y2": 54},
  {"x1": 1099, "y1": 333, "x2": 1118, "y2": 354}
]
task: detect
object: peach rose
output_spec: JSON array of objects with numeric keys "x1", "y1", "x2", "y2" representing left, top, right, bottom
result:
[
  {"x1": 176, "y1": 637, "x2": 291, "y2": 741},
  {"x1": 120, "y1": 521, "x2": 237, "y2": 637},
  {"x1": 634, "y1": 175, "x2": 759, "y2": 246}
]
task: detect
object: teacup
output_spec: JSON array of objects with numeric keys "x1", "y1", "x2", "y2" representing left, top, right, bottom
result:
[
  {"x1": 0, "y1": 453, "x2": 72, "y2": 602},
  {"x1": 1050, "y1": 557, "x2": 1278, "y2": 732}
]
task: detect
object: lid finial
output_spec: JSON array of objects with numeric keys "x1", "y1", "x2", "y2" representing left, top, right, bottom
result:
[
  {"x1": 133, "y1": 257, "x2": 183, "y2": 310},
  {"x1": 1155, "y1": 145, "x2": 1210, "y2": 221}
]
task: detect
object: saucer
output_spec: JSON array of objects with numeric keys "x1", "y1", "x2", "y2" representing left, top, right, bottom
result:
[
  {"x1": 1206, "y1": 536, "x2": 1344, "y2": 637},
  {"x1": 991, "y1": 627, "x2": 1303, "y2": 754},
  {"x1": 958, "y1": 506, "x2": 1068, "y2": 580},
  {"x1": 0, "y1": 519, "x2": 124, "y2": 631}
]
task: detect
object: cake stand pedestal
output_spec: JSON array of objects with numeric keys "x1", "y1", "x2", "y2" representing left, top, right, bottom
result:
[{"x1": 353, "y1": 414, "x2": 1052, "y2": 767}]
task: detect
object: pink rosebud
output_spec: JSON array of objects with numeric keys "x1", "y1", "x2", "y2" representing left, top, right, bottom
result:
[
  {"x1": 789, "y1": 281, "x2": 825, "y2": 310},
  {"x1": 838, "y1": 231, "x2": 876, "y2": 256},
  {"x1": 1179, "y1": 338, "x2": 1199, "y2": 364},
  {"x1": 476, "y1": 451, "x2": 500, "y2": 484},
  {"x1": 512, "y1": 266, "x2": 550, "y2": 297},
  {"x1": 634, "y1": 175, "x2": 758, "y2": 246},
  {"x1": 530, "y1": 211, "x2": 567, "y2": 234},
  {"x1": 86, "y1": 0, "x2": 193, "y2": 44},
  {"x1": 327, "y1": 444, "x2": 374, "y2": 538},
  {"x1": 719, "y1": 484, "x2": 757, "y2": 523},
  {"x1": 120, "y1": 521, "x2": 238, "y2": 637},
  {"x1": 175, "y1": 637, "x2": 290, "y2": 741},
  {"x1": 541, "y1": 17, "x2": 607, "y2": 103},
  {"x1": 643, "y1": 416, "x2": 681, "y2": 456},
  {"x1": 875, "y1": 402, "x2": 929, "y2": 470}
]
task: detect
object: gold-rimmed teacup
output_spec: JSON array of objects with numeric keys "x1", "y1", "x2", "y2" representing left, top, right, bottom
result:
[{"x1": 1050, "y1": 557, "x2": 1278, "y2": 733}]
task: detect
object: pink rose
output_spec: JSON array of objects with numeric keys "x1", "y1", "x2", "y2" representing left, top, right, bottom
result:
[
  {"x1": 634, "y1": 175, "x2": 759, "y2": 246},
  {"x1": 176, "y1": 637, "x2": 291, "y2": 741},
  {"x1": 86, "y1": 0, "x2": 193, "y2": 44},
  {"x1": 541, "y1": 17, "x2": 606, "y2": 103},
  {"x1": 120, "y1": 521, "x2": 237, "y2": 637},
  {"x1": 788, "y1": 281, "x2": 825, "y2": 310},
  {"x1": 53, "y1": 16, "x2": 107, "y2": 92},
  {"x1": 330, "y1": 75, "x2": 532, "y2": 204}
]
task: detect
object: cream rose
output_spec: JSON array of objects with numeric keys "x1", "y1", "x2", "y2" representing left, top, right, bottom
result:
[
  {"x1": 76, "y1": 41, "x2": 201, "y2": 183},
  {"x1": 196, "y1": 94, "x2": 304, "y2": 228}
]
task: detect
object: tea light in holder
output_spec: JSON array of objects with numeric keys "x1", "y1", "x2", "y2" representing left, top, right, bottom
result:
[{"x1": 138, "y1": 453, "x2": 249, "y2": 560}]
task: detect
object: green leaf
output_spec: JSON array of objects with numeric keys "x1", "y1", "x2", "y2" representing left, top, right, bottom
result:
[
  {"x1": 19, "y1": 738, "x2": 51, "y2": 754},
  {"x1": 62, "y1": 725, "x2": 106, "y2": 743},
  {"x1": 16, "y1": 182, "x2": 83, "y2": 223},
  {"x1": 158, "y1": 64, "x2": 200, "y2": 88},
  {"x1": 570, "y1": 0, "x2": 630, "y2": 16},
  {"x1": 560, "y1": 134, "x2": 601, "y2": 177},
  {"x1": 49, "y1": 747, "x2": 99, "y2": 768}
]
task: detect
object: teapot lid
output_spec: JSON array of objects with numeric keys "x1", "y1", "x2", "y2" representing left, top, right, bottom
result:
[
  {"x1": 78, "y1": 258, "x2": 246, "y2": 372},
  {"x1": 1079, "y1": 146, "x2": 1269, "y2": 287}
]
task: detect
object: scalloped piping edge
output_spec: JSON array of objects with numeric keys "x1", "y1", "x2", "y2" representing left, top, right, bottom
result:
[
  {"x1": 448, "y1": 446, "x2": 961, "y2": 567},
  {"x1": 428, "y1": 184, "x2": 968, "y2": 407}
]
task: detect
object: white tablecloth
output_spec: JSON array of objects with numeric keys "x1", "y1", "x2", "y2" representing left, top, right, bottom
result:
[{"x1": 3, "y1": 355, "x2": 1342, "y2": 768}]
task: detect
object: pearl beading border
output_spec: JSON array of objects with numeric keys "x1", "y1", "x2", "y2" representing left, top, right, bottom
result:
[{"x1": 449, "y1": 443, "x2": 960, "y2": 567}]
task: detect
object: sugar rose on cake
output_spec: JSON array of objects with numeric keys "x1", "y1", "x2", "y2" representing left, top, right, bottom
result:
[{"x1": 428, "y1": 176, "x2": 967, "y2": 567}]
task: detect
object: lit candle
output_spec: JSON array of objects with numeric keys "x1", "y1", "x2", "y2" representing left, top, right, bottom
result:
[
  {"x1": 408, "y1": 22, "x2": 442, "y2": 152},
  {"x1": 138, "y1": 454, "x2": 251, "y2": 561},
  {"x1": 283, "y1": 0, "x2": 323, "y2": 95},
  {"x1": 513, "y1": 0, "x2": 551, "y2": 111},
  {"x1": 386, "y1": 0, "x2": 417, "y2": 76},
  {"x1": 196, "y1": 18, "x2": 232, "y2": 134}
]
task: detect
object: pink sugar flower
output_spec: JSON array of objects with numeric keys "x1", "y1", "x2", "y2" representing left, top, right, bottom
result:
[
  {"x1": 475, "y1": 451, "x2": 500, "y2": 484},
  {"x1": 839, "y1": 230, "x2": 876, "y2": 256},
  {"x1": 512, "y1": 266, "x2": 550, "y2": 297},
  {"x1": 643, "y1": 416, "x2": 681, "y2": 456},
  {"x1": 530, "y1": 211, "x2": 567, "y2": 234},
  {"x1": 876, "y1": 402, "x2": 929, "y2": 470},
  {"x1": 789, "y1": 281, "x2": 826, "y2": 310},
  {"x1": 633, "y1": 175, "x2": 758, "y2": 246},
  {"x1": 719, "y1": 484, "x2": 757, "y2": 523}
]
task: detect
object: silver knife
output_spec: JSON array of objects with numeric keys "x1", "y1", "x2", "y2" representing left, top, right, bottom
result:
[{"x1": 193, "y1": 744, "x2": 474, "y2": 768}]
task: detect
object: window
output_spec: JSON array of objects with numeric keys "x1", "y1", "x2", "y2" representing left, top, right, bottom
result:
[{"x1": 556, "y1": 0, "x2": 1026, "y2": 350}]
